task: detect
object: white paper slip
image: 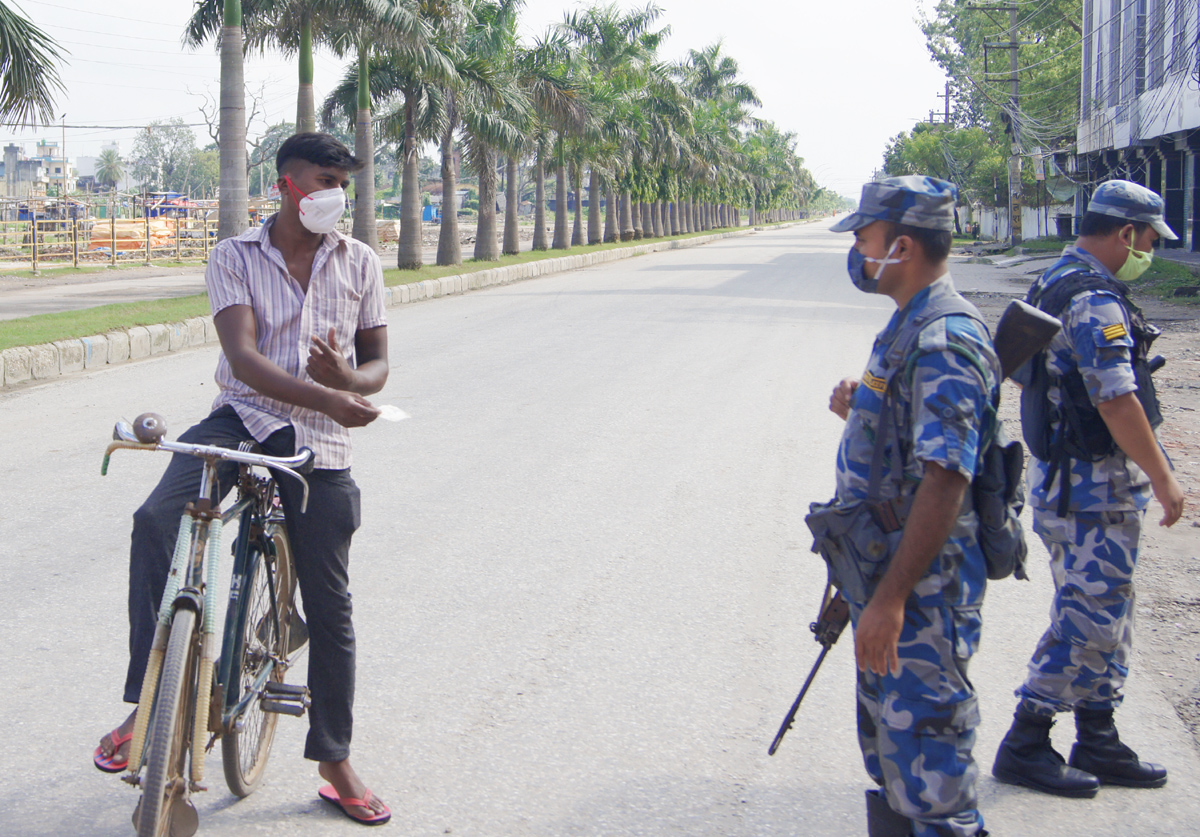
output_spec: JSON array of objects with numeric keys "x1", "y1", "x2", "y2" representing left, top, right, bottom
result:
[{"x1": 377, "y1": 405, "x2": 410, "y2": 422}]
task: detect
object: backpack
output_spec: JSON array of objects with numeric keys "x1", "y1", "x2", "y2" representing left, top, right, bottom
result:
[
  {"x1": 868, "y1": 295, "x2": 1028, "y2": 581},
  {"x1": 1018, "y1": 262, "x2": 1163, "y2": 516}
]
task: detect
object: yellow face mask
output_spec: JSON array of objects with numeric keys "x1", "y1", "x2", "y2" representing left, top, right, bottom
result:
[{"x1": 1115, "y1": 240, "x2": 1153, "y2": 282}]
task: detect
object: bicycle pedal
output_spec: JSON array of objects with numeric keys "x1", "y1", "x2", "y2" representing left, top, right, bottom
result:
[
  {"x1": 263, "y1": 681, "x2": 307, "y2": 697},
  {"x1": 261, "y1": 699, "x2": 306, "y2": 716}
]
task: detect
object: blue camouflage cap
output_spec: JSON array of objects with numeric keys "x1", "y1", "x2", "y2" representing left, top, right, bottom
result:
[
  {"x1": 830, "y1": 175, "x2": 958, "y2": 233},
  {"x1": 1088, "y1": 179, "x2": 1178, "y2": 240}
]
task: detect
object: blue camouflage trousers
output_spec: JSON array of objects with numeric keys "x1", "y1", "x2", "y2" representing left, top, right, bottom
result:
[
  {"x1": 1017, "y1": 508, "x2": 1141, "y2": 716},
  {"x1": 852, "y1": 601, "x2": 985, "y2": 837}
]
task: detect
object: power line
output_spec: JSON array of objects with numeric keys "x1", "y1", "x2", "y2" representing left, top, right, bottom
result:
[{"x1": 19, "y1": 0, "x2": 183, "y2": 28}]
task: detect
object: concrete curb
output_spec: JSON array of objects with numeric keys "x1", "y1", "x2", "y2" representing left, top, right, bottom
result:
[{"x1": 0, "y1": 224, "x2": 803, "y2": 391}]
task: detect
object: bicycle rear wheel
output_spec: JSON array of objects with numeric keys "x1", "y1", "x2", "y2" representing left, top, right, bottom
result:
[
  {"x1": 136, "y1": 608, "x2": 199, "y2": 837},
  {"x1": 222, "y1": 522, "x2": 295, "y2": 797}
]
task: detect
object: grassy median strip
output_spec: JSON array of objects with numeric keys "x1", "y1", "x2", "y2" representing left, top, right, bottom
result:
[
  {"x1": 0, "y1": 296, "x2": 214, "y2": 352},
  {"x1": 1, "y1": 228, "x2": 765, "y2": 352},
  {"x1": 0, "y1": 229, "x2": 746, "y2": 352}
]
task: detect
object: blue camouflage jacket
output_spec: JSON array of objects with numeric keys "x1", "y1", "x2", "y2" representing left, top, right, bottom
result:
[
  {"x1": 1026, "y1": 245, "x2": 1152, "y2": 512},
  {"x1": 835, "y1": 275, "x2": 999, "y2": 608}
]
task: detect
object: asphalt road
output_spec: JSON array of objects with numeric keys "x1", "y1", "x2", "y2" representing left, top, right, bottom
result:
[{"x1": 1, "y1": 222, "x2": 1196, "y2": 836}]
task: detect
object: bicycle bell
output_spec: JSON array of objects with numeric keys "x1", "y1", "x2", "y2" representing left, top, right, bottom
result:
[{"x1": 133, "y1": 412, "x2": 168, "y2": 444}]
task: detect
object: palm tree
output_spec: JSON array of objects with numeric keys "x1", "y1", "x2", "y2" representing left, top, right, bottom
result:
[
  {"x1": 324, "y1": 48, "x2": 453, "y2": 266},
  {"x1": 515, "y1": 33, "x2": 586, "y2": 252},
  {"x1": 0, "y1": 0, "x2": 65, "y2": 127},
  {"x1": 218, "y1": 0, "x2": 248, "y2": 240},
  {"x1": 186, "y1": 0, "x2": 421, "y2": 133},
  {"x1": 95, "y1": 148, "x2": 125, "y2": 191},
  {"x1": 560, "y1": 3, "x2": 670, "y2": 243}
]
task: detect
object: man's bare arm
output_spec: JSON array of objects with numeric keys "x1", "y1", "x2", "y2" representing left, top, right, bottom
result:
[
  {"x1": 853, "y1": 462, "x2": 968, "y2": 676},
  {"x1": 214, "y1": 305, "x2": 380, "y2": 428},
  {"x1": 1097, "y1": 391, "x2": 1185, "y2": 525}
]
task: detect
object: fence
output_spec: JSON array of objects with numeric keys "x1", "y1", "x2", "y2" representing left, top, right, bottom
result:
[{"x1": 0, "y1": 194, "x2": 279, "y2": 270}]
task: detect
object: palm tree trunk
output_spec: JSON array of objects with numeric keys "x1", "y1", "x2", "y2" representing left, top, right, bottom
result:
[
  {"x1": 651, "y1": 200, "x2": 663, "y2": 237},
  {"x1": 571, "y1": 161, "x2": 583, "y2": 246},
  {"x1": 604, "y1": 183, "x2": 617, "y2": 242},
  {"x1": 552, "y1": 140, "x2": 568, "y2": 250},
  {"x1": 503, "y1": 154, "x2": 520, "y2": 256},
  {"x1": 640, "y1": 202, "x2": 652, "y2": 238},
  {"x1": 351, "y1": 47, "x2": 378, "y2": 251},
  {"x1": 533, "y1": 143, "x2": 547, "y2": 250},
  {"x1": 436, "y1": 117, "x2": 460, "y2": 265},
  {"x1": 620, "y1": 189, "x2": 634, "y2": 241},
  {"x1": 398, "y1": 94, "x2": 422, "y2": 269},
  {"x1": 668, "y1": 201, "x2": 677, "y2": 235},
  {"x1": 474, "y1": 147, "x2": 499, "y2": 260},
  {"x1": 218, "y1": 5, "x2": 247, "y2": 241},
  {"x1": 587, "y1": 168, "x2": 601, "y2": 245},
  {"x1": 631, "y1": 200, "x2": 642, "y2": 239},
  {"x1": 296, "y1": 13, "x2": 316, "y2": 133}
]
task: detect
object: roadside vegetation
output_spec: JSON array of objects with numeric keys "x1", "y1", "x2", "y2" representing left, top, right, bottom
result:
[{"x1": 0, "y1": 222, "x2": 801, "y2": 351}]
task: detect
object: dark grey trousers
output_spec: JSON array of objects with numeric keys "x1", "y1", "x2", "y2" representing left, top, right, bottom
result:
[{"x1": 124, "y1": 406, "x2": 361, "y2": 762}]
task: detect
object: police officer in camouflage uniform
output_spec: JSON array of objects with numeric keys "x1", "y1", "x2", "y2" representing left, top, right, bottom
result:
[
  {"x1": 827, "y1": 177, "x2": 999, "y2": 836},
  {"x1": 992, "y1": 180, "x2": 1186, "y2": 798}
]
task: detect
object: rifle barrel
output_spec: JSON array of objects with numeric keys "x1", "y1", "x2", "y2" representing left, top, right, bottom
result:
[{"x1": 768, "y1": 645, "x2": 831, "y2": 756}]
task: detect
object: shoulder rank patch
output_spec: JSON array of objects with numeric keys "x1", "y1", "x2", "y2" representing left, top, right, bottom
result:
[
  {"x1": 862, "y1": 371, "x2": 887, "y2": 393},
  {"x1": 1101, "y1": 323, "x2": 1128, "y2": 341}
]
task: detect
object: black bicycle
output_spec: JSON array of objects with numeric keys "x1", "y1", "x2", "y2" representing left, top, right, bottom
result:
[{"x1": 104, "y1": 414, "x2": 314, "y2": 837}]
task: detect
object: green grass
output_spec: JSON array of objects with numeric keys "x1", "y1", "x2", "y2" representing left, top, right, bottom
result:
[
  {"x1": 1002, "y1": 238, "x2": 1068, "y2": 255},
  {"x1": 0, "y1": 228, "x2": 746, "y2": 351},
  {"x1": 0, "y1": 259, "x2": 208, "y2": 280},
  {"x1": 0, "y1": 295, "x2": 213, "y2": 352},
  {"x1": 380, "y1": 228, "x2": 727, "y2": 286},
  {"x1": 1131, "y1": 256, "x2": 1200, "y2": 305}
]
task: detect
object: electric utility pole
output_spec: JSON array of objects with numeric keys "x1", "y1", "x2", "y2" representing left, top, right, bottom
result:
[
  {"x1": 975, "y1": 3, "x2": 1026, "y2": 245},
  {"x1": 1007, "y1": 3, "x2": 1021, "y2": 245}
]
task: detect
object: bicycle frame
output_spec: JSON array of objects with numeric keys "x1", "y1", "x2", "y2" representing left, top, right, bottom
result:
[{"x1": 104, "y1": 425, "x2": 312, "y2": 789}]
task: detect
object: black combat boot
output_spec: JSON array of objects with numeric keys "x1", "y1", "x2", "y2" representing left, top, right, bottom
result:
[
  {"x1": 1069, "y1": 707, "x2": 1168, "y2": 788},
  {"x1": 991, "y1": 702, "x2": 1100, "y2": 798},
  {"x1": 865, "y1": 789, "x2": 911, "y2": 837}
]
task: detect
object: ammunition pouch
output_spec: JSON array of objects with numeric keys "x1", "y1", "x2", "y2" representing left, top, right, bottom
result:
[{"x1": 806, "y1": 496, "x2": 910, "y2": 603}]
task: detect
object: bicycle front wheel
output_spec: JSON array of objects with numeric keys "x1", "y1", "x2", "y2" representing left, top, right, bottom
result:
[
  {"x1": 222, "y1": 523, "x2": 294, "y2": 797},
  {"x1": 137, "y1": 607, "x2": 199, "y2": 837}
]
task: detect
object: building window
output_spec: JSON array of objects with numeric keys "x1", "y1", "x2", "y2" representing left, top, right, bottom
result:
[
  {"x1": 1108, "y1": 0, "x2": 1122, "y2": 109},
  {"x1": 1149, "y1": 0, "x2": 1165, "y2": 88},
  {"x1": 1170, "y1": 0, "x2": 1190, "y2": 71},
  {"x1": 1083, "y1": 0, "x2": 1095, "y2": 117}
]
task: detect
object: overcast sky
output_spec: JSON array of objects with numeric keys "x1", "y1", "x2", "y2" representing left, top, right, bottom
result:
[{"x1": 5, "y1": 0, "x2": 948, "y2": 199}]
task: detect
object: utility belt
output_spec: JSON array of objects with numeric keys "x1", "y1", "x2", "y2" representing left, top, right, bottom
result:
[{"x1": 806, "y1": 492, "x2": 974, "y2": 603}]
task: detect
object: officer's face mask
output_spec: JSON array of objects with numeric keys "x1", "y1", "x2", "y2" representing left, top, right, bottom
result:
[
  {"x1": 847, "y1": 238, "x2": 903, "y2": 294},
  {"x1": 1115, "y1": 235, "x2": 1153, "y2": 282},
  {"x1": 284, "y1": 175, "x2": 346, "y2": 234}
]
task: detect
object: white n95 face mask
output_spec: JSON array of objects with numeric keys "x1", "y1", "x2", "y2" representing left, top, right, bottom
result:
[{"x1": 284, "y1": 175, "x2": 346, "y2": 234}]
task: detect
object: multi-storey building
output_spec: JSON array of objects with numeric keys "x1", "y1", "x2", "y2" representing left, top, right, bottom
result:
[
  {"x1": 1075, "y1": 0, "x2": 1200, "y2": 249},
  {"x1": 1, "y1": 144, "x2": 49, "y2": 199}
]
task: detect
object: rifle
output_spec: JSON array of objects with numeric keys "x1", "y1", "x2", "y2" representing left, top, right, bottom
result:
[
  {"x1": 768, "y1": 584, "x2": 851, "y2": 755},
  {"x1": 993, "y1": 299, "x2": 1062, "y2": 381}
]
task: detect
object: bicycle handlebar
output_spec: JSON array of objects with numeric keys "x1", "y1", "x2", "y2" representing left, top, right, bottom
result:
[{"x1": 103, "y1": 420, "x2": 315, "y2": 512}]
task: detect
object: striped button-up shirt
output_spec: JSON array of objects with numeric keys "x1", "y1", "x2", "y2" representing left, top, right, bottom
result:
[{"x1": 206, "y1": 215, "x2": 387, "y2": 469}]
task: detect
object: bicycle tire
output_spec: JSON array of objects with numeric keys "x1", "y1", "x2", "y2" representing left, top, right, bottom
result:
[
  {"x1": 221, "y1": 522, "x2": 294, "y2": 797},
  {"x1": 137, "y1": 607, "x2": 199, "y2": 837}
]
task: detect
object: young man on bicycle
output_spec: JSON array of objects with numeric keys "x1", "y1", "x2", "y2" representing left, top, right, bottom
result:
[{"x1": 96, "y1": 132, "x2": 391, "y2": 825}]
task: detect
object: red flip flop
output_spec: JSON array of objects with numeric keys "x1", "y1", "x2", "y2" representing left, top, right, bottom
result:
[
  {"x1": 94, "y1": 728, "x2": 133, "y2": 773},
  {"x1": 318, "y1": 784, "x2": 391, "y2": 826}
]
